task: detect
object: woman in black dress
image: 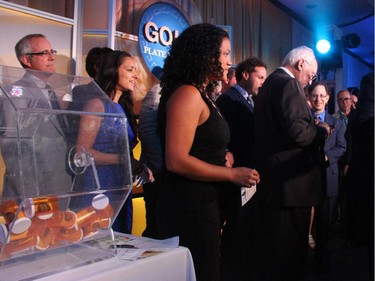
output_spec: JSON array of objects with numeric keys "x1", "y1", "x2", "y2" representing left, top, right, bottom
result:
[{"x1": 156, "y1": 23, "x2": 260, "y2": 281}]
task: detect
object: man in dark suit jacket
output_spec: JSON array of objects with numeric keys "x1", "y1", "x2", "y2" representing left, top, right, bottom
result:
[
  {"x1": 216, "y1": 57, "x2": 267, "y2": 167},
  {"x1": 307, "y1": 82, "x2": 346, "y2": 272},
  {"x1": 246, "y1": 46, "x2": 331, "y2": 281},
  {"x1": 216, "y1": 57, "x2": 267, "y2": 280},
  {"x1": 343, "y1": 72, "x2": 374, "y2": 280}
]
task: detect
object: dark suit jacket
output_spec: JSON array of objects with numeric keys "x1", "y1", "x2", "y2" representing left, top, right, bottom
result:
[
  {"x1": 345, "y1": 72, "x2": 374, "y2": 207},
  {"x1": 323, "y1": 113, "x2": 346, "y2": 197},
  {"x1": 253, "y1": 68, "x2": 327, "y2": 207},
  {"x1": 216, "y1": 86, "x2": 254, "y2": 167}
]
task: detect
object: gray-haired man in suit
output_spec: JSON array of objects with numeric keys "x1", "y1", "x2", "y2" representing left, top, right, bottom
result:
[
  {"x1": 246, "y1": 46, "x2": 332, "y2": 281},
  {"x1": 0, "y1": 34, "x2": 71, "y2": 199}
]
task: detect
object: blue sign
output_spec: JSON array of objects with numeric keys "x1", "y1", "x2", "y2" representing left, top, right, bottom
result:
[{"x1": 138, "y1": 2, "x2": 190, "y2": 79}]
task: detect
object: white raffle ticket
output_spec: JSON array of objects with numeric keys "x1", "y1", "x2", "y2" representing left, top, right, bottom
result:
[{"x1": 241, "y1": 184, "x2": 257, "y2": 206}]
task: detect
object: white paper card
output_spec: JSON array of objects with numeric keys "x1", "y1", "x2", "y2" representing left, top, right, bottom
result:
[{"x1": 241, "y1": 185, "x2": 256, "y2": 206}]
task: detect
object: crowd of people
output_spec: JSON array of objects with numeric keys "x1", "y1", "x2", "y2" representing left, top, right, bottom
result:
[{"x1": 1, "y1": 25, "x2": 373, "y2": 281}]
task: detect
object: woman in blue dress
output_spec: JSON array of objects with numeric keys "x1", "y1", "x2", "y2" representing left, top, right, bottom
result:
[{"x1": 76, "y1": 51, "x2": 153, "y2": 234}]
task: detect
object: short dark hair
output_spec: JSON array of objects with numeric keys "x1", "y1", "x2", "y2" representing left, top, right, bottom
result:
[
  {"x1": 235, "y1": 57, "x2": 267, "y2": 82},
  {"x1": 336, "y1": 89, "x2": 350, "y2": 99},
  {"x1": 85, "y1": 47, "x2": 113, "y2": 79},
  {"x1": 307, "y1": 81, "x2": 331, "y2": 96},
  {"x1": 227, "y1": 67, "x2": 236, "y2": 79}
]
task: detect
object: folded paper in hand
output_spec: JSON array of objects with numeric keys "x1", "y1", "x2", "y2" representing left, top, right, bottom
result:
[{"x1": 241, "y1": 185, "x2": 256, "y2": 206}]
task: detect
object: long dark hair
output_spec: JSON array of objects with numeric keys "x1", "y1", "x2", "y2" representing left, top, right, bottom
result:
[{"x1": 96, "y1": 50, "x2": 138, "y2": 136}]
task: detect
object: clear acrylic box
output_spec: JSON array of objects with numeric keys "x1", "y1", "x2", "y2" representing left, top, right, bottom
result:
[{"x1": 0, "y1": 65, "x2": 133, "y2": 280}]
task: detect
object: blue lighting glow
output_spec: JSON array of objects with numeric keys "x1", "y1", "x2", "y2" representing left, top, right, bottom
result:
[{"x1": 316, "y1": 39, "x2": 331, "y2": 54}]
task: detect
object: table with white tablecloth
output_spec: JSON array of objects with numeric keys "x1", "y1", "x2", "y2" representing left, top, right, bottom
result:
[
  {"x1": 0, "y1": 233, "x2": 196, "y2": 281},
  {"x1": 37, "y1": 245, "x2": 196, "y2": 281}
]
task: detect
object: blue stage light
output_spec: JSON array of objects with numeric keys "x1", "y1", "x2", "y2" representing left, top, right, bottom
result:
[{"x1": 316, "y1": 39, "x2": 331, "y2": 54}]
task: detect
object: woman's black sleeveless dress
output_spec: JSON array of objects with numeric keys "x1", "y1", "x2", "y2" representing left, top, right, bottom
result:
[{"x1": 156, "y1": 91, "x2": 230, "y2": 281}]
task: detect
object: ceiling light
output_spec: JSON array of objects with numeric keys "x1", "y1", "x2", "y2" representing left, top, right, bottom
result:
[{"x1": 316, "y1": 39, "x2": 331, "y2": 54}]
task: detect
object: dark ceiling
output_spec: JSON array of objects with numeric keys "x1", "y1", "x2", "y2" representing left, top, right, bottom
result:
[{"x1": 269, "y1": 0, "x2": 374, "y2": 68}]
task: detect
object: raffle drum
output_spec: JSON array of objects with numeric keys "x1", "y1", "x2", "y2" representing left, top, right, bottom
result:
[{"x1": 0, "y1": 65, "x2": 133, "y2": 280}]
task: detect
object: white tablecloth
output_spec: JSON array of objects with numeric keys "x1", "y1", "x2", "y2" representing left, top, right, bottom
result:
[{"x1": 37, "y1": 246, "x2": 196, "y2": 281}]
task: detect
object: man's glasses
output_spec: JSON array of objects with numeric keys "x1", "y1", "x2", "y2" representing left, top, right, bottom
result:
[
  {"x1": 26, "y1": 50, "x2": 57, "y2": 57},
  {"x1": 310, "y1": 74, "x2": 318, "y2": 82},
  {"x1": 338, "y1": 98, "x2": 352, "y2": 102},
  {"x1": 310, "y1": 94, "x2": 328, "y2": 99},
  {"x1": 304, "y1": 60, "x2": 317, "y2": 81}
]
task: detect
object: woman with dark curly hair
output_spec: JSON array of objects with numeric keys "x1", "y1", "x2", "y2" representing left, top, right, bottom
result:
[{"x1": 156, "y1": 23, "x2": 260, "y2": 281}]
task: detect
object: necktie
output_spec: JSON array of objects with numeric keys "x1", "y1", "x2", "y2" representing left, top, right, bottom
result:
[
  {"x1": 246, "y1": 95, "x2": 254, "y2": 108},
  {"x1": 51, "y1": 95, "x2": 61, "y2": 110},
  {"x1": 314, "y1": 115, "x2": 320, "y2": 125},
  {"x1": 45, "y1": 85, "x2": 67, "y2": 132},
  {"x1": 47, "y1": 88, "x2": 61, "y2": 110},
  {"x1": 44, "y1": 84, "x2": 60, "y2": 109},
  {"x1": 342, "y1": 113, "x2": 348, "y2": 127}
]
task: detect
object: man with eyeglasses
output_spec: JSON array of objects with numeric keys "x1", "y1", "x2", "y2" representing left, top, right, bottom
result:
[
  {"x1": 0, "y1": 33, "x2": 71, "y2": 199},
  {"x1": 307, "y1": 82, "x2": 346, "y2": 273},
  {"x1": 15, "y1": 34, "x2": 57, "y2": 73},
  {"x1": 333, "y1": 89, "x2": 352, "y2": 181},
  {"x1": 334, "y1": 89, "x2": 353, "y2": 128},
  {"x1": 333, "y1": 89, "x2": 355, "y2": 239}
]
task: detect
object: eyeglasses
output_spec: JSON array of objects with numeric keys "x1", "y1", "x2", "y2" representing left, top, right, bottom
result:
[
  {"x1": 310, "y1": 94, "x2": 328, "y2": 99},
  {"x1": 26, "y1": 50, "x2": 57, "y2": 57},
  {"x1": 304, "y1": 60, "x2": 317, "y2": 81},
  {"x1": 338, "y1": 98, "x2": 352, "y2": 102},
  {"x1": 310, "y1": 74, "x2": 318, "y2": 82}
]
